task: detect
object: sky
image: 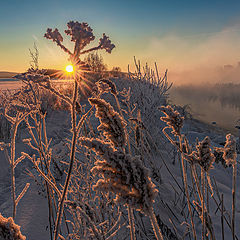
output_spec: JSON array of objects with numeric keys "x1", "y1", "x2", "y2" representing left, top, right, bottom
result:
[{"x1": 1, "y1": 0, "x2": 240, "y2": 75}]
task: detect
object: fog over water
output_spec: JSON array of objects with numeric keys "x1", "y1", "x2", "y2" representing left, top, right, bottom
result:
[{"x1": 169, "y1": 84, "x2": 240, "y2": 134}]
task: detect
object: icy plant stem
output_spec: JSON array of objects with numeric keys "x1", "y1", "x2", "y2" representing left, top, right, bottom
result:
[
  {"x1": 113, "y1": 93, "x2": 136, "y2": 239},
  {"x1": 192, "y1": 165, "x2": 203, "y2": 202},
  {"x1": 179, "y1": 136, "x2": 197, "y2": 240},
  {"x1": 148, "y1": 207, "x2": 164, "y2": 240},
  {"x1": 41, "y1": 116, "x2": 54, "y2": 240},
  {"x1": 10, "y1": 121, "x2": 19, "y2": 219},
  {"x1": 127, "y1": 206, "x2": 136, "y2": 240},
  {"x1": 221, "y1": 194, "x2": 225, "y2": 240},
  {"x1": 54, "y1": 80, "x2": 78, "y2": 240},
  {"x1": 113, "y1": 94, "x2": 131, "y2": 154},
  {"x1": 232, "y1": 162, "x2": 236, "y2": 240},
  {"x1": 201, "y1": 169, "x2": 206, "y2": 240}
]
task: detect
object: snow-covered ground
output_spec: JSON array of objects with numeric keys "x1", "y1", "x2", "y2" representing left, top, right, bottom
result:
[{"x1": 0, "y1": 79, "x2": 239, "y2": 239}]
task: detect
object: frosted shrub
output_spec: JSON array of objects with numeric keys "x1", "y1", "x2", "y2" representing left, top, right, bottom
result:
[{"x1": 111, "y1": 58, "x2": 172, "y2": 145}]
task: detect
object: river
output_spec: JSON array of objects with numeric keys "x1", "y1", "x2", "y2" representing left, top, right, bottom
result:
[{"x1": 169, "y1": 87, "x2": 240, "y2": 134}]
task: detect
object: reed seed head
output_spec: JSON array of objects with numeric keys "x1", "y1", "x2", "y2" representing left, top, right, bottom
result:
[
  {"x1": 89, "y1": 98, "x2": 126, "y2": 148},
  {"x1": 159, "y1": 105, "x2": 184, "y2": 136},
  {"x1": 223, "y1": 134, "x2": 237, "y2": 166},
  {"x1": 96, "y1": 79, "x2": 118, "y2": 95},
  {"x1": 192, "y1": 136, "x2": 215, "y2": 171},
  {"x1": 80, "y1": 137, "x2": 158, "y2": 214}
]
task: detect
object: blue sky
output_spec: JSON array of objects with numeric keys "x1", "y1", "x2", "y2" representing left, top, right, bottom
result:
[{"x1": 1, "y1": 0, "x2": 240, "y2": 72}]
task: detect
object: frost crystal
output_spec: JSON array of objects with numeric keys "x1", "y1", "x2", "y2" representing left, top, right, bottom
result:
[{"x1": 0, "y1": 213, "x2": 26, "y2": 240}]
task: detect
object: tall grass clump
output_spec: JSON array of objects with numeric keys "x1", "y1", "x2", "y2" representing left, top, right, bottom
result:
[
  {"x1": 80, "y1": 92, "x2": 163, "y2": 240},
  {"x1": 0, "y1": 90, "x2": 34, "y2": 219},
  {"x1": 159, "y1": 104, "x2": 239, "y2": 239}
]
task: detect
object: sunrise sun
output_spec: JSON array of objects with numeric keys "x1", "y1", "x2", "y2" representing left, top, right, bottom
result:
[{"x1": 65, "y1": 64, "x2": 74, "y2": 73}]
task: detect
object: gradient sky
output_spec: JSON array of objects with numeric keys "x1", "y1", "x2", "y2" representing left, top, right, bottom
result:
[{"x1": 1, "y1": 0, "x2": 240, "y2": 73}]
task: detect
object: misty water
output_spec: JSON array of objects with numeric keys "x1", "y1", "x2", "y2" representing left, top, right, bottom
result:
[{"x1": 170, "y1": 87, "x2": 240, "y2": 134}]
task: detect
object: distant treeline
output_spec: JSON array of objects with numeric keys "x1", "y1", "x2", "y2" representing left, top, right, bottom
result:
[{"x1": 0, "y1": 71, "x2": 19, "y2": 78}]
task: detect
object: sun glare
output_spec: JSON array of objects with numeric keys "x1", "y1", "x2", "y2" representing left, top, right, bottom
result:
[{"x1": 66, "y1": 65, "x2": 74, "y2": 73}]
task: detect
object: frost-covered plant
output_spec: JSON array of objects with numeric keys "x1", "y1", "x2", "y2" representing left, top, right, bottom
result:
[
  {"x1": 0, "y1": 90, "x2": 35, "y2": 219},
  {"x1": 89, "y1": 98, "x2": 126, "y2": 148},
  {"x1": 222, "y1": 134, "x2": 237, "y2": 166},
  {"x1": 159, "y1": 105, "x2": 197, "y2": 240},
  {"x1": 126, "y1": 58, "x2": 172, "y2": 134},
  {"x1": 190, "y1": 136, "x2": 215, "y2": 172},
  {"x1": 160, "y1": 105, "x2": 219, "y2": 240},
  {"x1": 189, "y1": 137, "x2": 215, "y2": 239},
  {"x1": 0, "y1": 213, "x2": 26, "y2": 240},
  {"x1": 43, "y1": 21, "x2": 115, "y2": 240},
  {"x1": 216, "y1": 134, "x2": 237, "y2": 240},
  {"x1": 80, "y1": 138, "x2": 158, "y2": 213},
  {"x1": 44, "y1": 21, "x2": 115, "y2": 62},
  {"x1": 159, "y1": 105, "x2": 184, "y2": 137},
  {"x1": 80, "y1": 137, "x2": 163, "y2": 240},
  {"x1": 80, "y1": 93, "x2": 163, "y2": 240}
]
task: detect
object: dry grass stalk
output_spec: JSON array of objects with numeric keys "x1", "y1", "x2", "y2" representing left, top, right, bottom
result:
[
  {"x1": 222, "y1": 134, "x2": 237, "y2": 240},
  {"x1": 0, "y1": 94, "x2": 34, "y2": 219},
  {"x1": 89, "y1": 94, "x2": 137, "y2": 239},
  {"x1": 190, "y1": 136, "x2": 215, "y2": 239},
  {"x1": 159, "y1": 105, "x2": 197, "y2": 240}
]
